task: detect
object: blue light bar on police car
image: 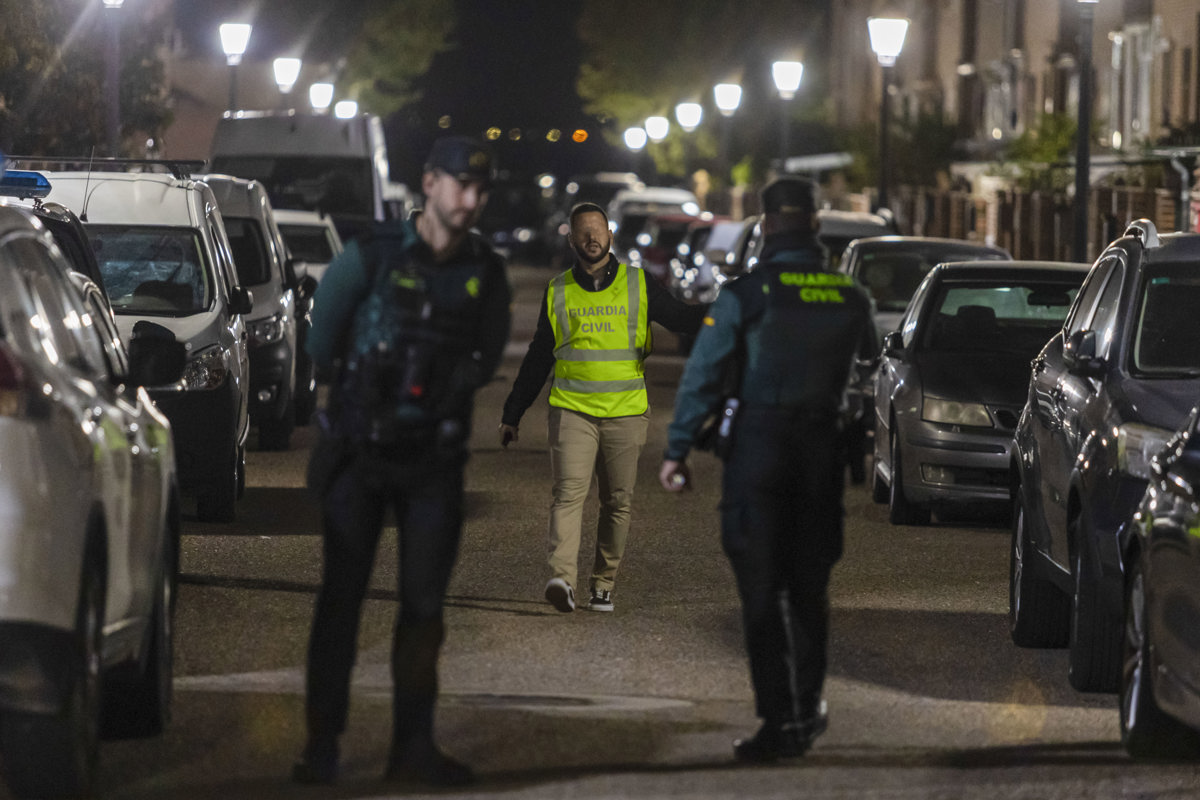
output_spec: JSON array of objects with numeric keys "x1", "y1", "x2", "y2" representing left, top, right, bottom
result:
[{"x1": 0, "y1": 170, "x2": 52, "y2": 200}]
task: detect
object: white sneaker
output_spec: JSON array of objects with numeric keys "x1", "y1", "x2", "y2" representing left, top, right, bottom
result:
[{"x1": 544, "y1": 578, "x2": 575, "y2": 612}]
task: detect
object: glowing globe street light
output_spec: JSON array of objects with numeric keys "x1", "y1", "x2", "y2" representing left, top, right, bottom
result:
[
  {"x1": 309, "y1": 82, "x2": 334, "y2": 114},
  {"x1": 644, "y1": 116, "x2": 670, "y2": 143},
  {"x1": 623, "y1": 127, "x2": 648, "y2": 151},
  {"x1": 219, "y1": 22, "x2": 252, "y2": 111},
  {"x1": 334, "y1": 100, "x2": 359, "y2": 119},
  {"x1": 772, "y1": 60, "x2": 804, "y2": 160},
  {"x1": 868, "y1": 15, "x2": 910, "y2": 210},
  {"x1": 674, "y1": 102, "x2": 703, "y2": 133},
  {"x1": 273, "y1": 57, "x2": 302, "y2": 106}
]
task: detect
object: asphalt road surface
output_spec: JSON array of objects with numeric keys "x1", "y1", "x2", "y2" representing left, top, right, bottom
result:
[{"x1": 74, "y1": 265, "x2": 1200, "y2": 800}]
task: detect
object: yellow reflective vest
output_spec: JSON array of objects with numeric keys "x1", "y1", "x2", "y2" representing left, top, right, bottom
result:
[{"x1": 547, "y1": 263, "x2": 650, "y2": 417}]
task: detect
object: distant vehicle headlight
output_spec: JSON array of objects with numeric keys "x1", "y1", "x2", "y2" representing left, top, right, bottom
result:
[
  {"x1": 922, "y1": 396, "x2": 992, "y2": 427},
  {"x1": 1116, "y1": 422, "x2": 1174, "y2": 479},
  {"x1": 182, "y1": 346, "x2": 229, "y2": 391},
  {"x1": 249, "y1": 313, "x2": 285, "y2": 345}
]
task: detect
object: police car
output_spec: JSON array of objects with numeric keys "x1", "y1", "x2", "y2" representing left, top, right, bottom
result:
[{"x1": 0, "y1": 167, "x2": 185, "y2": 799}]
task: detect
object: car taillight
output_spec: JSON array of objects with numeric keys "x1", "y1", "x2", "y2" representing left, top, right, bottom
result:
[{"x1": 0, "y1": 344, "x2": 27, "y2": 417}]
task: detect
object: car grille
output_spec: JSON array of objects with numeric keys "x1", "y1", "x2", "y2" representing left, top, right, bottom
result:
[{"x1": 992, "y1": 407, "x2": 1021, "y2": 431}]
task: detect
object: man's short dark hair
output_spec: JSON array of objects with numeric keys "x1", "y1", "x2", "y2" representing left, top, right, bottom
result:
[{"x1": 569, "y1": 202, "x2": 608, "y2": 227}]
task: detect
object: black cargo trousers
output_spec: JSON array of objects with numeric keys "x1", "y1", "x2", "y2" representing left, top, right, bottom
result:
[
  {"x1": 720, "y1": 404, "x2": 845, "y2": 725},
  {"x1": 304, "y1": 443, "x2": 467, "y2": 753}
]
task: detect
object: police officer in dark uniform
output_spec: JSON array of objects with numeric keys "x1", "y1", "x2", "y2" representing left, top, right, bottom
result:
[
  {"x1": 658, "y1": 176, "x2": 871, "y2": 762},
  {"x1": 293, "y1": 136, "x2": 511, "y2": 787}
]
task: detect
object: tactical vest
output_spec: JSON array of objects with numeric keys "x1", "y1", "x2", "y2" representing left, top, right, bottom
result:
[
  {"x1": 336, "y1": 225, "x2": 490, "y2": 446},
  {"x1": 547, "y1": 263, "x2": 650, "y2": 417}
]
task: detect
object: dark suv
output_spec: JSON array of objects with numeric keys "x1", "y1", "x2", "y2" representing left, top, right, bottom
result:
[{"x1": 1009, "y1": 219, "x2": 1200, "y2": 693}]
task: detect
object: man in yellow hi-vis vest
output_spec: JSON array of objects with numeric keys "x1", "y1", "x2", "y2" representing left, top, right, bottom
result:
[{"x1": 500, "y1": 202, "x2": 705, "y2": 612}]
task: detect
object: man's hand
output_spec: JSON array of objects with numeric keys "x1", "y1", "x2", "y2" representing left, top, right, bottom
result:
[
  {"x1": 659, "y1": 459, "x2": 691, "y2": 492},
  {"x1": 499, "y1": 423, "x2": 519, "y2": 448}
]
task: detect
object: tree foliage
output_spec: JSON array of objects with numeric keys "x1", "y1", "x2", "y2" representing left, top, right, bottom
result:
[
  {"x1": 0, "y1": 1, "x2": 170, "y2": 156},
  {"x1": 341, "y1": 0, "x2": 457, "y2": 116}
]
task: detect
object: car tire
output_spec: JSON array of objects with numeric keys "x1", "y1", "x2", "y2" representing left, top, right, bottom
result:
[
  {"x1": 102, "y1": 530, "x2": 175, "y2": 740},
  {"x1": 197, "y1": 445, "x2": 238, "y2": 523},
  {"x1": 257, "y1": 399, "x2": 295, "y2": 451},
  {"x1": 1008, "y1": 490, "x2": 1070, "y2": 647},
  {"x1": 0, "y1": 556, "x2": 103, "y2": 799},
  {"x1": 1120, "y1": 557, "x2": 1200, "y2": 759},
  {"x1": 888, "y1": 428, "x2": 931, "y2": 525},
  {"x1": 1067, "y1": 509, "x2": 1122, "y2": 692},
  {"x1": 871, "y1": 466, "x2": 889, "y2": 504}
]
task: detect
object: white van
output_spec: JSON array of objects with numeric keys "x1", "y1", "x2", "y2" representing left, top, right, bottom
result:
[
  {"x1": 42, "y1": 165, "x2": 252, "y2": 523},
  {"x1": 209, "y1": 111, "x2": 395, "y2": 242}
]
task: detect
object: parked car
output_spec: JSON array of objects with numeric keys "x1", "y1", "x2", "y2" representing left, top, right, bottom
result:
[
  {"x1": 627, "y1": 211, "x2": 701, "y2": 286},
  {"x1": 202, "y1": 174, "x2": 315, "y2": 447},
  {"x1": 0, "y1": 197, "x2": 186, "y2": 800},
  {"x1": 273, "y1": 208, "x2": 344, "y2": 284},
  {"x1": 39, "y1": 162, "x2": 253, "y2": 523},
  {"x1": 1008, "y1": 220, "x2": 1200, "y2": 693},
  {"x1": 873, "y1": 260, "x2": 1089, "y2": 524},
  {"x1": 814, "y1": 208, "x2": 896, "y2": 270},
  {"x1": 839, "y1": 236, "x2": 1012, "y2": 339},
  {"x1": 666, "y1": 215, "x2": 735, "y2": 304},
  {"x1": 608, "y1": 186, "x2": 701, "y2": 269},
  {"x1": 1121, "y1": 405, "x2": 1200, "y2": 759}
]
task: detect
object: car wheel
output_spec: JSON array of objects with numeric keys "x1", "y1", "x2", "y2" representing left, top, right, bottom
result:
[
  {"x1": 1067, "y1": 509, "x2": 1122, "y2": 692},
  {"x1": 257, "y1": 399, "x2": 295, "y2": 451},
  {"x1": 1008, "y1": 490, "x2": 1070, "y2": 647},
  {"x1": 197, "y1": 445, "x2": 238, "y2": 523},
  {"x1": 888, "y1": 428, "x2": 931, "y2": 525},
  {"x1": 1120, "y1": 557, "x2": 1200, "y2": 759},
  {"x1": 0, "y1": 557, "x2": 103, "y2": 799},
  {"x1": 102, "y1": 530, "x2": 175, "y2": 739}
]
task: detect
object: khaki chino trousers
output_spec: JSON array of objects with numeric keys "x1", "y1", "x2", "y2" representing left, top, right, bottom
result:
[{"x1": 546, "y1": 406, "x2": 650, "y2": 593}]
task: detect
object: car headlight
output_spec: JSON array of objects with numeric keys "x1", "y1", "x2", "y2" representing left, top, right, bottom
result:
[
  {"x1": 249, "y1": 313, "x2": 285, "y2": 345},
  {"x1": 182, "y1": 346, "x2": 230, "y2": 390},
  {"x1": 922, "y1": 397, "x2": 992, "y2": 427},
  {"x1": 1116, "y1": 422, "x2": 1173, "y2": 480}
]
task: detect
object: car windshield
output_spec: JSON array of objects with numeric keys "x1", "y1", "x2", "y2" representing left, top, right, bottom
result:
[
  {"x1": 279, "y1": 224, "x2": 334, "y2": 263},
  {"x1": 858, "y1": 247, "x2": 1007, "y2": 312},
  {"x1": 223, "y1": 217, "x2": 272, "y2": 286},
  {"x1": 921, "y1": 279, "x2": 1080, "y2": 357},
  {"x1": 1132, "y1": 265, "x2": 1200, "y2": 375},
  {"x1": 86, "y1": 225, "x2": 211, "y2": 315},
  {"x1": 209, "y1": 155, "x2": 373, "y2": 219}
]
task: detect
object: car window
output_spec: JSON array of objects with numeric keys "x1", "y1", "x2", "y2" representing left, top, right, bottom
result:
[
  {"x1": 208, "y1": 213, "x2": 239, "y2": 297},
  {"x1": 1132, "y1": 262, "x2": 1200, "y2": 375},
  {"x1": 1087, "y1": 262, "x2": 1124, "y2": 359},
  {"x1": 223, "y1": 217, "x2": 272, "y2": 286},
  {"x1": 81, "y1": 288, "x2": 129, "y2": 377},
  {"x1": 87, "y1": 225, "x2": 211, "y2": 316},
  {"x1": 279, "y1": 224, "x2": 335, "y2": 263},
  {"x1": 920, "y1": 279, "x2": 1081, "y2": 356},
  {"x1": 1064, "y1": 258, "x2": 1112, "y2": 336},
  {"x1": 10, "y1": 237, "x2": 106, "y2": 375}
]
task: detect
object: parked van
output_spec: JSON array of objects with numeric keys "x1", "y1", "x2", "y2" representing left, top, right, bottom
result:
[
  {"x1": 39, "y1": 163, "x2": 252, "y2": 523},
  {"x1": 201, "y1": 174, "x2": 316, "y2": 448},
  {"x1": 208, "y1": 110, "x2": 395, "y2": 243}
]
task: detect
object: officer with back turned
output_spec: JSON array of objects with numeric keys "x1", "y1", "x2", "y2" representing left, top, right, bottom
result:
[{"x1": 658, "y1": 176, "x2": 871, "y2": 762}]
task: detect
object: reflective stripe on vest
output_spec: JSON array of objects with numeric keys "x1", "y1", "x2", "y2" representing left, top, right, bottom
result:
[{"x1": 547, "y1": 263, "x2": 649, "y2": 417}]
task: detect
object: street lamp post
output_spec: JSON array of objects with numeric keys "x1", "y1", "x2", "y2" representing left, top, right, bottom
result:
[
  {"x1": 219, "y1": 23, "x2": 252, "y2": 111},
  {"x1": 1073, "y1": 0, "x2": 1098, "y2": 262},
  {"x1": 714, "y1": 82, "x2": 743, "y2": 184},
  {"x1": 273, "y1": 58, "x2": 302, "y2": 109},
  {"x1": 868, "y1": 16, "x2": 909, "y2": 211},
  {"x1": 771, "y1": 60, "x2": 803, "y2": 162},
  {"x1": 675, "y1": 102, "x2": 703, "y2": 176},
  {"x1": 103, "y1": 0, "x2": 124, "y2": 156}
]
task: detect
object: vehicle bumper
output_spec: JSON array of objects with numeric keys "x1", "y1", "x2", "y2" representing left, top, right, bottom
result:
[
  {"x1": 0, "y1": 622, "x2": 75, "y2": 714},
  {"x1": 248, "y1": 337, "x2": 294, "y2": 422},
  {"x1": 901, "y1": 422, "x2": 1012, "y2": 505},
  {"x1": 151, "y1": 381, "x2": 240, "y2": 496}
]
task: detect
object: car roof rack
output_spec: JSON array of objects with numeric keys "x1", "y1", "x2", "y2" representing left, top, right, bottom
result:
[
  {"x1": 4, "y1": 156, "x2": 207, "y2": 181},
  {"x1": 1124, "y1": 218, "x2": 1161, "y2": 248}
]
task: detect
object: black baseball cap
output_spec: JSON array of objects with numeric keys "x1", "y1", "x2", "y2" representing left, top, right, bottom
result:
[
  {"x1": 760, "y1": 176, "x2": 818, "y2": 215},
  {"x1": 424, "y1": 135, "x2": 496, "y2": 185}
]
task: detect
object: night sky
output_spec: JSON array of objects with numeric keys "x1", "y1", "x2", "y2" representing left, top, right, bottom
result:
[{"x1": 175, "y1": 0, "x2": 618, "y2": 182}]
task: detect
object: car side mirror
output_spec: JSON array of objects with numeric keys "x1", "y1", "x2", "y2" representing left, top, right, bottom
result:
[
  {"x1": 1063, "y1": 329, "x2": 1104, "y2": 376},
  {"x1": 882, "y1": 330, "x2": 904, "y2": 357},
  {"x1": 232, "y1": 286, "x2": 254, "y2": 316},
  {"x1": 297, "y1": 274, "x2": 318, "y2": 302},
  {"x1": 126, "y1": 320, "x2": 186, "y2": 387}
]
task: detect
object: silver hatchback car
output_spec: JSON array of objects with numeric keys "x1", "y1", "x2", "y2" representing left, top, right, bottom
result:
[{"x1": 0, "y1": 194, "x2": 185, "y2": 799}]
